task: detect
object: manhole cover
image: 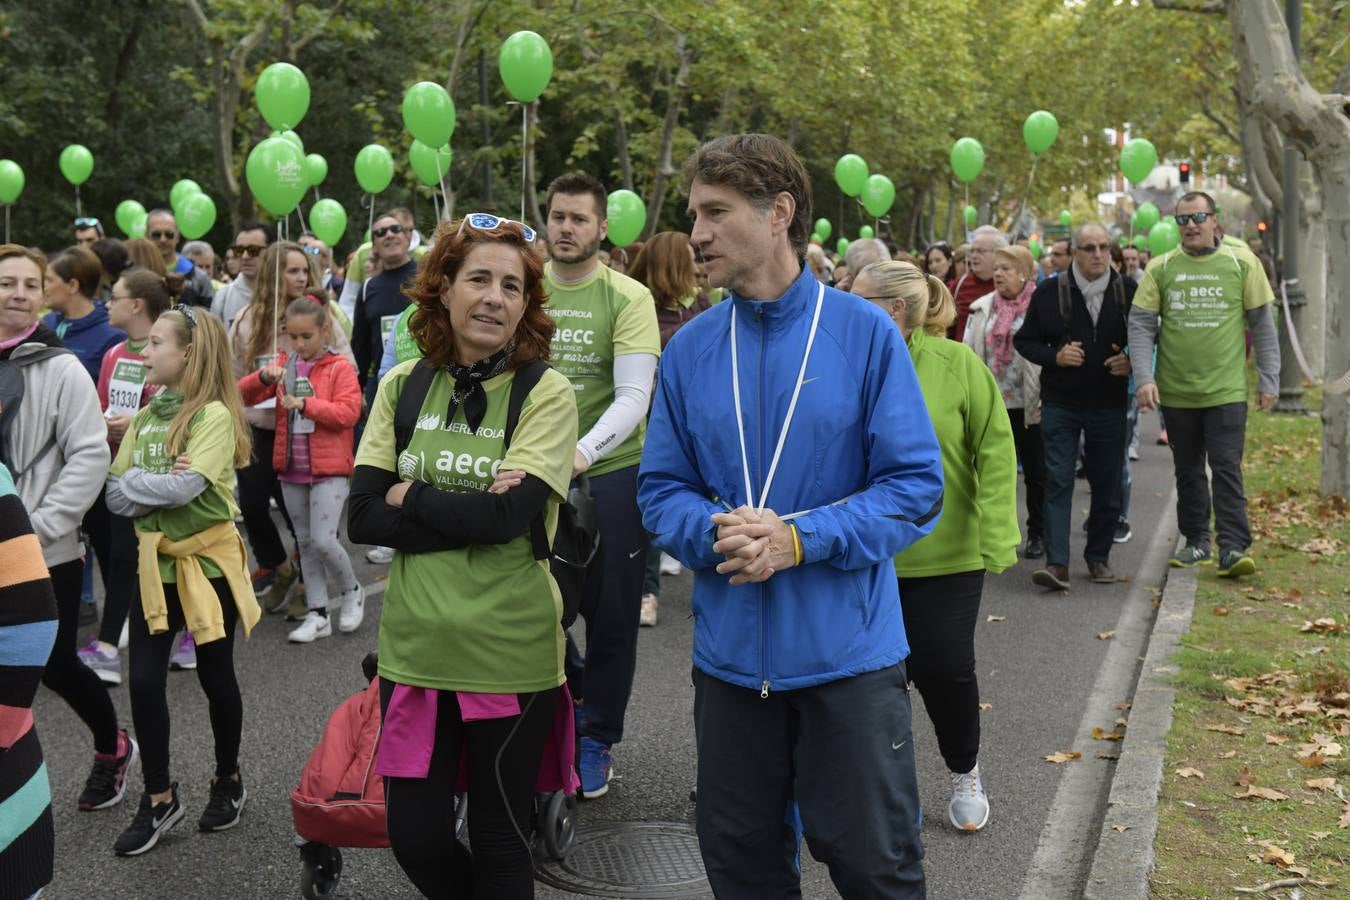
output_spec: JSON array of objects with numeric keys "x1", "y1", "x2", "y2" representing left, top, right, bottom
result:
[{"x1": 535, "y1": 821, "x2": 709, "y2": 898}]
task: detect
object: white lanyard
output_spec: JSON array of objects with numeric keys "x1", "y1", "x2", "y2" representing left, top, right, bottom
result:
[{"x1": 730, "y1": 281, "x2": 824, "y2": 514}]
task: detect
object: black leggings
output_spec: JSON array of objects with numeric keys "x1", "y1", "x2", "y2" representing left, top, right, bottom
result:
[
  {"x1": 1008, "y1": 409, "x2": 1046, "y2": 539},
  {"x1": 42, "y1": 558, "x2": 121, "y2": 754},
  {"x1": 84, "y1": 487, "x2": 140, "y2": 647},
  {"x1": 128, "y1": 577, "x2": 242, "y2": 795},
  {"x1": 237, "y1": 425, "x2": 297, "y2": 570},
  {"x1": 898, "y1": 570, "x2": 985, "y2": 774},
  {"x1": 379, "y1": 680, "x2": 560, "y2": 900}
]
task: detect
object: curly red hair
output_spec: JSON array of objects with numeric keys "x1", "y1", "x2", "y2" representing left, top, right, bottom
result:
[{"x1": 405, "y1": 218, "x2": 553, "y2": 369}]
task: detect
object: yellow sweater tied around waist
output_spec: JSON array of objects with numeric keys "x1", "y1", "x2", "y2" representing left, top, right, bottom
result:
[{"x1": 137, "y1": 520, "x2": 261, "y2": 644}]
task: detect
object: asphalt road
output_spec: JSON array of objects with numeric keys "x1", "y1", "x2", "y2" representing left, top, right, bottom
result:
[{"x1": 37, "y1": 411, "x2": 1178, "y2": 900}]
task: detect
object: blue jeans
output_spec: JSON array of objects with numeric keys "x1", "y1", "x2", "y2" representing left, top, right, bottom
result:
[{"x1": 1041, "y1": 402, "x2": 1127, "y2": 566}]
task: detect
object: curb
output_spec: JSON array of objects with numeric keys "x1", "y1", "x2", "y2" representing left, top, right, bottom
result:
[{"x1": 1082, "y1": 564, "x2": 1199, "y2": 899}]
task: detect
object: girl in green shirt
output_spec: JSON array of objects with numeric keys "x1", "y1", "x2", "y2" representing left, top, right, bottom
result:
[{"x1": 853, "y1": 261, "x2": 1020, "y2": 834}]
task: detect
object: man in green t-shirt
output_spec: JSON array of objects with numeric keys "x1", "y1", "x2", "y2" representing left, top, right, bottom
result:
[
  {"x1": 1128, "y1": 190, "x2": 1280, "y2": 577},
  {"x1": 543, "y1": 173, "x2": 660, "y2": 799}
]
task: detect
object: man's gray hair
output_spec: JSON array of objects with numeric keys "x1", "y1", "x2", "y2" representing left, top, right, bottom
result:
[
  {"x1": 1071, "y1": 223, "x2": 1110, "y2": 249},
  {"x1": 844, "y1": 238, "x2": 889, "y2": 274},
  {"x1": 970, "y1": 225, "x2": 1008, "y2": 249},
  {"x1": 182, "y1": 240, "x2": 213, "y2": 258}
]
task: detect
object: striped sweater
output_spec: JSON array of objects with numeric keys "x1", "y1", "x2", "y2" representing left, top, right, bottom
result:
[{"x1": 0, "y1": 462, "x2": 57, "y2": 899}]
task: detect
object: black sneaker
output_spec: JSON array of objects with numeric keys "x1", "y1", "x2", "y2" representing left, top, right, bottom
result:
[
  {"x1": 1023, "y1": 535, "x2": 1045, "y2": 559},
  {"x1": 113, "y1": 785, "x2": 184, "y2": 856},
  {"x1": 198, "y1": 774, "x2": 247, "y2": 831},
  {"x1": 80, "y1": 729, "x2": 138, "y2": 810},
  {"x1": 1169, "y1": 544, "x2": 1212, "y2": 568},
  {"x1": 1216, "y1": 549, "x2": 1257, "y2": 578},
  {"x1": 1114, "y1": 521, "x2": 1133, "y2": 544}
]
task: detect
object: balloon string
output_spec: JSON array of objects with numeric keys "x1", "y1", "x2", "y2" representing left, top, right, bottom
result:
[
  {"x1": 368, "y1": 195, "x2": 375, "y2": 238},
  {"x1": 520, "y1": 104, "x2": 528, "y2": 223},
  {"x1": 313, "y1": 186, "x2": 321, "y2": 204},
  {"x1": 1014, "y1": 156, "x2": 1039, "y2": 237},
  {"x1": 273, "y1": 222, "x2": 283, "y2": 359},
  {"x1": 296, "y1": 203, "x2": 308, "y2": 234},
  {"x1": 3, "y1": 205, "x2": 8, "y2": 243},
  {"x1": 435, "y1": 152, "x2": 449, "y2": 220},
  {"x1": 75, "y1": 185, "x2": 82, "y2": 218}
]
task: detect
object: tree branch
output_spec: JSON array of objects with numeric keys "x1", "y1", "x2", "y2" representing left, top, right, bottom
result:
[
  {"x1": 181, "y1": 0, "x2": 210, "y2": 36},
  {"x1": 1150, "y1": 0, "x2": 1226, "y2": 13},
  {"x1": 1196, "y1": 88, "x2": 1241, "y2": 147},
  {"x1": 290, "y1": 0, "x2": 347, "y2": 60}
]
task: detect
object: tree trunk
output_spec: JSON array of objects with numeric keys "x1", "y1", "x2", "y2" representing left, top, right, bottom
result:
[
  {"x1": 644, "y1": 31, "x2": 692, "y2": 239},
  {"x1": 1230, "y1": 0, "x2": 1350, "y2": 498},
  {"x1": 614, "y1": 109, "x2": 634, "y2": 191},
  {"x1": 523, "y1": 101, "x2": 545, "y2": 232},
  {"x1": 1299, "y1": 159, "x2": 1326, "y2": 378},
  {"x1": 104, "y1": 0, "x2": 149, "y2": 135},
  {"x1": 944, "y1": 180, "x2": 957, "y2": 243}
]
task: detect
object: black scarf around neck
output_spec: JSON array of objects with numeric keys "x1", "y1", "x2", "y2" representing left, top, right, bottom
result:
[{"x1": 445, "y1": 345, "x2": 513, "y2": 434}]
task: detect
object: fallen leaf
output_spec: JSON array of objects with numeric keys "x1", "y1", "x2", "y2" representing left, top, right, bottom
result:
[
  {"x1": 1116, "y1": 700, "x2": 1133, "y2": 710},
  {"x1": 1299, "y1": 537, "x2": 1343, "y2": 555},
  {"x1": 986, "y1": 614, "x2": 1007, "y2": 623},
  {"x1": 1096, "y1": 752, "x2": 1120, "y2": 760},
  {"x1": 1110, "y1": 824, "x2": 1130, "y2": 832},
  {"x1": 978, "y1": 703, "x2": 992, "y2": 711},
  {"x1": 1299, "y1": 754, "x2": 1328, "y2": 768},
  {"x1": 1305, "y1": 777, "x2": 1337, "y2": 791},
  {"x1": 1233, "y1": 786, "x2": 1291, "y2": 801},
  {"x1": 1115, "y1": 717, "x2": 1130, "y2": 727},
  {"x1": 1093, "y1": 727, "x2": 1125, "y2": 742},
  {"x1": 1262, "y1": 844, "x2": 1297, "y2": 868},
  {"x1": 1300, "y1": 617, "x2": 1346, "y2": 635},
  {"x1": 1116, "y1": 575, "x2": 1132, "y2": 583},
  {"x1": 1180, "y1": 800, "x2": 1196, "y2": 808},
  {"x1": 1205, "y1": 724, "x2": 1246, "y2": 736},
  {"x1": 1311, "y1": 831, "x2": 1332, "y2": 840},
  {"x1": 1213, "y1": 606, "x2": 1229, "y2": 616},
  {"x1": 1043, "y1": 751, "x2": 1082, "y2": 764},
  {"x1": 1176, "y1": 766, "x2": 1205, "y2": 779},
  {"x1": 1235, "y1": 767, "x2": 1255, "y2": 786},
  {"x1": 1217, "y1": 750, "x2": 1238, "y2": 759},
  {"x1": 1097, "y1": 630, "x2": 1116, "y2": 640},
  {"x1": 1265, "y1": 733, "x2": 1289, "y2": 745}
]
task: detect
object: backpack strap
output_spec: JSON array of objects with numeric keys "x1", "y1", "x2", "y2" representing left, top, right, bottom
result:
[
  {"x1": 393, "y1": 360, "x2": 439, "y2": 458},
  {"x1": 503, "y1": 360, "x2": 552, "y2": 562}
]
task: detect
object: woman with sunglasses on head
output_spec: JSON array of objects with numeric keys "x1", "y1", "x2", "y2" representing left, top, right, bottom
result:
[
  {"x1": 228, "y1": 242, "x2": 354, "y2": 620},
  {"x1": 349, "y1": 215, "x2": 578, "y2": 899}
]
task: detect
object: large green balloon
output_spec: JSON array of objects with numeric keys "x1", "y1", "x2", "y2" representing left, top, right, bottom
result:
[
  {"x1": 1132, "y1": 235, "x2": 1149, "y2": 252},
  {"x1": 309, "y1": 198, "x2": 348, "y2": 246},
  {"x1": 409, "y1": 141, "x2": 453, "y2": 187},
  {"x1": 860, "y1": 174, "x2": 896, "y2": 219},
  {"x1": 354, "y1": 144, "x2": 395, "y2": 194},
  {"x1": 170, "y1": 179, "x2": 201, "y2": 215},
  {"x1": 950, "y1": 138, "x2": 985, "y2": 183},
  {"x1": 115, "y1": 200, "x2": 146, "y2": 236},
  {"x1": 270, "y1": 130, "x2": 305, "y2": 153},
  {"x1": 809, "y1": 233, "x2": 822, "y2": 245},
  {"x1": 836, "y1": 238, "x2": 850, "y2": 256},
  {"x1": 1023, "y1": 110, "x2": 1059, "y2": 156},
  {"x1": 1130, "y1": 210, "x2": 1141, "y2": 233},
  {"x1": 402, "y1": 82, "x2": 456, "y2": 149},
  {"x1": 1148, "y1": 219, "x2": 1180, "y2": 255},
  {"x1": 606, "y1": 189, "x2": 646, "y2": 247},
  {"x1": 498, "y1": 31, "x2": 553, "y2": 103},
  {"x1": 304, "y1": 153, "x2": 328, "y2": 188},
  {"x1": 834, "y1": 154, "x2": 868, "y2": 198},
  {"x1": 859, "y1": 225, "x2": 875, "y2": 240},
  {"x1": 128, "y1": 212, "x2": 147, "y2": 240},
  {"x1": 1135, "y1": 201, "x2": 1160, "y2": 233},
  {"x1": 1058, "y1": 209, "x2": 1072, "y2": 228},
  {"x1": 1120, "y1": 138, "x2": 1158, "y2": 184},
  {"x1": 256, "y1": 62, "x2": 310, "y2": 131},
  {"x1": 814, "y1": 218, "x2": 832, "y2": 241},
  {"x1": 59, "y1": 144, "x2": 94, "y2": 186},
  {"x1": 245, "y1": 137, "x2": 307, "y2": 216},
  {"x1": 963, "y1": 205, "x2": 978, "y2": 229},
  {"x1": 1028, "y1": 238, "x2": 1043, "y2": 260},
  {"x1": 178, "y1": 193, "x2": 217, "y2": 240},
  {"x1": 0, "y1": 160, "x2": 25, "y2": 204}
]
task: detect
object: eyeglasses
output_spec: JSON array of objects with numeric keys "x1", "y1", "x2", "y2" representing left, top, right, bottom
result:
[
  {"x1": 230, "y1": 244, "x2": 264, "y2": 258},
  {"x1": 1075, "y1": 243, "x2": 1112, "y2": 254},
  {"x1": 171, "y1": 303, "x2": 198, "y2": 329},
  {"x1": 149, "y1": 230, "x2": 177, "y2": 241},
  {"x1": 110, "y1": 292, "x2": 134, "y2": 303},
  {"x1": 456, "y1": 212, "x2": 536, "y2": 243},
  {"x1": 372, "y1": 224, "x2": 406, "y2": 239},
  {"x1": 1174, "y1": 212, "x2": 1214, "y2": 226}
]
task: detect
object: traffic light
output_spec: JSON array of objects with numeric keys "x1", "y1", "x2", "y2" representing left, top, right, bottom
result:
[{"x1": 1179, "y1": 161, "x2": 1191, "y2": 185}]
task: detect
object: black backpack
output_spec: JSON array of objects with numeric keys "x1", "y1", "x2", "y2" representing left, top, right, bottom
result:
[{"x1": 392, "y1": 359, "x2": 598, "y2": 628}]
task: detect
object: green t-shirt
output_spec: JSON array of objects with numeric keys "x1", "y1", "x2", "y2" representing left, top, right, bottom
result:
[
  {"x1": 354, "y1": 360, "x2": 578, "y2": 692},
  {"x1": 111, "y1": 399, "x2": 241, "y2": 582},
  {"x1": 543, "y1": 261, "x2": 660, "y2": 477},
  {"x1": 1133, "y1": 246, "x2": 1274, "y2": 408}
]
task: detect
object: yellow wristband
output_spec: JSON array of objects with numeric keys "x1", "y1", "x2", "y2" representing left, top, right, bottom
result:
[{"x1": 790, "y1": 524, "x2": 803, "y2": 566}]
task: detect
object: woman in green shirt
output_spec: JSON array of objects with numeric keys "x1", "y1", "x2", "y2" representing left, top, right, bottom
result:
[
  {"x1": 348, "y1": 215, "x2": 577, "y2": 898},
  {"x1": 852, "y1": 261, "x2": 1020, "y2": 834}
]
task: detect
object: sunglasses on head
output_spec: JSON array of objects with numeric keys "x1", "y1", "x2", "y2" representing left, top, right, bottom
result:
[
  {"x1": 302, "y1": 245, "x2": 323, "y2": 256},
  {"x1": 74, "y1": 217, "x2": 101, "y2": 229},
  {"x1": 456, "y1": 212, "x2": 536, "y2": 243},
  {"x1": 149, "y1": 230, "x2": 177, "y2": 241},
  {"x1": 1174, "y1": 212, "x2": 1215, "y2": 226},
  {"x1": 372, "y1": 223, "x2": 406, "y2": 239},
  {"x1": 230, "y1": 244, "x2": 264, "y2": 258}
]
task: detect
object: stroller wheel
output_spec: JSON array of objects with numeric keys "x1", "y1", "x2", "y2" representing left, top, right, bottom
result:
[
  {"x1": 299, "y1": 844, "x2": 343, "y2": 899},
  {"x1": 539, "y1": 791, "x2": 577, "y2": 861}
]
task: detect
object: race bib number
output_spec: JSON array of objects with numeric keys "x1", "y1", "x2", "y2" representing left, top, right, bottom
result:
[
  {"x1": 106, "y1": 358, "x2": 147, "y2": 417},
  {"x1": 292, "y1": 376, "x2": 315, "y2": 433},
  {"x1": 253, "y1": 354, "x2": 277, "y2": 409}
]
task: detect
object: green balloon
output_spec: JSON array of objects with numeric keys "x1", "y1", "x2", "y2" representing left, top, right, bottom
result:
[
  {"x1": 498, "y1": 31, "x2": 553, "y2": 103},
  {"x1": 402, "y1": 82, "x2": 456, "y2": 149},
  {"x1": 170, "y1": 179, "x2": 201, "y2": 215},
  {"x1": 0, "y1": 160, "x2": 24, "y2": 204},
  {"x1": 1119, "y1": 235, "x2": 1129, "y2": 247},
  {"x1": 1148, "y1": 219, "x2": 1180, "y2": 255},
  {"x1": 1135, "y1": 202, "x2": 1160, "y2": 233},
  {"x1": 834, "y1": 155, "x2": 868, "y2": 198},
  {"x1": 1023, "y1": 110, "x2": 1059, "y2": 156},
  {"x1": 178, "y1": 192, "x2": 217, "y2": 240},
  {"x1": 59, "y1": 144, "x2": 94, "y2": 186},
  {"x1": 115, "y1": 200, "x2": 146, "y2": 236},
  {"x1": 963, "y1": 205, "x2": 978, "y2": 229},
  {"x1": 270, "y1": 130, "x2": 304, "y2": 153},
  {"x1": 860, "y1": 174, "x2": 896, "y2": 219},
  {"x1": 1058, "y1": 209, "x2": 1072, "y2": 228},
  {"x1": 1120, "y1": 138, "x2": 1158, "y2": 184},
  {"x1": 309, "y1": 198, "x2": 348, "y2": 246},
  {"x1": 256, "y1": 62, "x2": 310, "y2": 131},
  {"x1": 1130, "y1": 210, "x2": 1141, "y2": 232},
  {"x1": 950, "y1": 137, "x2": 985, "y2": 183},
  {"x1": 606, "y1": 189, "x2": 646, "y2": 247},
  {"x1": 810, "y1": 233, "x2": 822, "y2": 245},
  {"x1": 354, "y1": 144, "x2": 395, "y2": 195},
  {"x1": 1028, "y1": 238, "x2": 1042, "y2": 260},
  {"x1": 409, "y1": 141, "x2": 453, "y2": 187},
  {"x1": 836, "y1": 238, "x2": 849, "y2": 256},
  {"x1": 128, "y1": 212, "x2": 147, "y2": 240},
  {"x1": 304, "y1": 153, "x2": 328, "y2": 188},
  {"x1": 245, "y1": 136, "x2": 307, "y2": 216},
  {"x1": 1132, "y1": 235, "x2": 1149, "y2": 251},
  {"x1": 814, "y1": 218, "x2": 832, "y2": 241},
  {"x1": 859, "y1": 225, "x2": 875, "y2": 240}
]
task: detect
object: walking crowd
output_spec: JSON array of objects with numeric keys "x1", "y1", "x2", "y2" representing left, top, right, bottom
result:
[{"x1": 2, "y1": 132, "x2": 1279, "y2": 900}]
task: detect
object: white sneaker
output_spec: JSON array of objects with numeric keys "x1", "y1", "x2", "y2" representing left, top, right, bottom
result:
[
  {"x1": 659, "y1": 552, "x2": 682, "y2": 576},
  {"x1": 365, "y1": 545, "x2": 395, "y2": 565},
  {"x1": 639, "y1": 593, "x2": 658, "y2": 627},
  {"x1": 288, "y1": 611, "x2": 332, "y2": 643},
  {"x1": 338, "y1": 584, "x2": 365, "y2": 634},
  {"x1": 948, "y1": 764, "x2": 990, "y2": 832},
  {"x1": 118, "y1": 619, "x2": 129, "y2": 650}
]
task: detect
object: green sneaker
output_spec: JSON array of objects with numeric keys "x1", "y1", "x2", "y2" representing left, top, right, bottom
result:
[
  {"x1": 1216, "y1": 550, "x2": 1257, "y2": 578},
  {"x1": 1169, "y1": 544, "x2": 1213, "y2": 568}
]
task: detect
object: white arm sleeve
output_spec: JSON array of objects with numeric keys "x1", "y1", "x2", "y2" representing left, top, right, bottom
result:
[
  {"x1": 338, "y1": 276, "x2": 363, "y2": 322},
  {"x1": 576, "y1": 353, "x2": 658, "y2": 466}
]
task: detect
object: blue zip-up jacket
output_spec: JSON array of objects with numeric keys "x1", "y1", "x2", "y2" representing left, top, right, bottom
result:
[
  {"x1": 638, "y1": 267, "x2": 944, "y2": 694},
  {"x1": 41, "y1": 303, "x2": 124, "y2": 384}
]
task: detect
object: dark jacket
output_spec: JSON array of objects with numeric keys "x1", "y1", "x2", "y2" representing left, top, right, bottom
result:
[
  {"x1": 41, "y1": 303, "x2": 124, "y2": 383},
  {"x1": 1014, "y1": 269, "x2": 1135, "y2": 409}
]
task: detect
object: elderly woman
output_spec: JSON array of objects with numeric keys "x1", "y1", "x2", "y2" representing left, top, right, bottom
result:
[
  {"x1": 0, "y1": 245, "x2": 132, "y2": 812},
  {"x1": 963, "y1": 244, "x2": 1045, "y2": 559},
  {"x1": 348, "y1": 216, "x2": 578, "y2": 899},
  {"x1": 852, "y1": 261, "x2": 1018, "y2": 832}
]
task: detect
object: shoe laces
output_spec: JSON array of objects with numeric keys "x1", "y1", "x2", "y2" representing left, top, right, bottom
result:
[
  {"x1": 951, "y1": 768, "x2": 983, "y2": 800},
  {"x1": 86, "y1": 755, "x2": 120, "y2": 795},
  {"x1": 204, "y1": 778, "x2": 237, "y2": 813},
  {"x1": 580, "y1": 739, "x2": 610, "y2": 767}
]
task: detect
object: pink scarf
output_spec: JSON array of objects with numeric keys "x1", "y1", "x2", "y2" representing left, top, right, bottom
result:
[
  {"x1": 0, "y1": 321, "x2": 38, "y2": 352},
  {"x1": 987, "y1": 281, "x2": 1033, "y2": 378}
]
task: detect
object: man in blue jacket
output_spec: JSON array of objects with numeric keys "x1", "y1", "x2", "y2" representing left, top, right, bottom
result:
[{"x1": 638, "y1": 133, "x2": 943, "y2": 899}]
